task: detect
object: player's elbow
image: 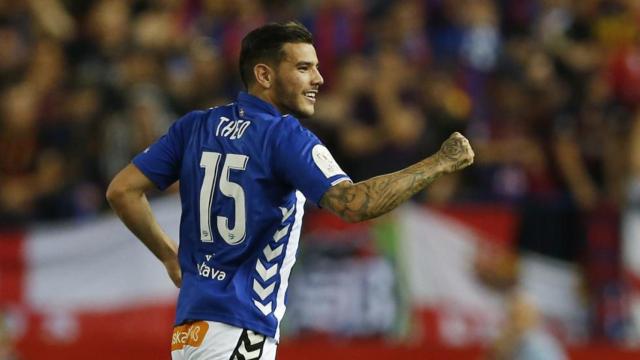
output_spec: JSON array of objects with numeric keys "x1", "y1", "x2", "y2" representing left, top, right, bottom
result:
[
  {"x1": 105, "y1": 180, "x2": 125, "y2": 207},
  {"x1": 321, "y1": 205, "x2": 363, "y2": 223},
  {"x1": 321, "y1": 182, "x2": 370, "y2": 223},
  {"x1": 341, "y1": 212, "x2": 365, "y2": 223},
  {"x1": 106, "y1": 164, "x2": 153, "y2": 209},
  {"x1": 328, "y1": 209, "x2": 368, "y2": 223},
  {"x1": 105, "y1": 176, "x2": 133, "y2": 208}
]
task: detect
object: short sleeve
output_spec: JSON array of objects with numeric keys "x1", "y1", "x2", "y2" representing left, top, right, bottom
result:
[
  {"x1": 132, "y1": 111, "x2": 201, "y2": 190},
  {"x1": 272, "y1": 117, "x2": 351, "y2": 205}
]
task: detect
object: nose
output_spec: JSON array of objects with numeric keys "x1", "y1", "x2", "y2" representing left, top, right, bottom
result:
[{"x1": 312, "y1": 67, "x2": 324, "y2": 87}]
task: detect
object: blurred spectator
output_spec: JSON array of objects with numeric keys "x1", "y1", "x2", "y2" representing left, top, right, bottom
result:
[
  {"x1": 302, "y1": 0, "x2": 367, "y2": 86},
  {"x1": 625, "y1": 109, "x2": 640, "y2": 344},
  {"x1": 475, "y1": 244, "x2": 568, "y2": 360},
  {"x1": 0, "y1": 84, "x2": 40, "y2": 225},
  {"x1": 488, "y1": 292, "x2": 568, "y2": 360},
  {"x1": 0, "y1": 310, "x2": 19, "y2": 360}
]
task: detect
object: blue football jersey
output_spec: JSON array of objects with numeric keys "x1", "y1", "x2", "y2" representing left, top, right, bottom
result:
[{"x1": 132, "y1": 92, "x2": 350, "y2": 339}]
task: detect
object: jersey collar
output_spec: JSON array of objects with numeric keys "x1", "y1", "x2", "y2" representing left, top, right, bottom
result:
[{"x1": 237, "y1": 92, "x2": 281, "y2": 117}]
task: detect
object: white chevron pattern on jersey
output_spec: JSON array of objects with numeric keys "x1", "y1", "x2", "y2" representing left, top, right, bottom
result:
[
  {"x1": 252, "y1": 202, "x2": 296, "y2": 316},
  {"x1": 253, "y1": 299, "x2": 272, "y2": 316},
  {"x1": 274, "y1": 191, "x2": 306, "y2": 340},
  {"x1": 263, "y1": 243, "x2": 283, "y2": 261},
  {"x1": 279, "y1": 204, "x2": 295, "y2": 222},
  {"x1": 255, "y1": 260, "x2": 277, "y2": 281},
  {"x1": 272, "y1": 224, "x2": 290, "y2": 242},
  {"x1": 252, "y1": 279, "x2": 275, "y2": 301}
]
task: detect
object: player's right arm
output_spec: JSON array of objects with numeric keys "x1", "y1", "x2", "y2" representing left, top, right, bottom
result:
[
  {"x1": 106, "y1": 111, "x2": 199, "y2": 288},
  {"x1": 106, "y1": 163, "x2": 182, "y2": 288},
  {"x1": 320, "y1": 132, "x2": 474, "y2": 223}
]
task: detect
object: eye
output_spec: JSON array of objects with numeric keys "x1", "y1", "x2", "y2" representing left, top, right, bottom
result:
[{"x1": 298, "y1": 66, "x2": 308, "y2": 72}]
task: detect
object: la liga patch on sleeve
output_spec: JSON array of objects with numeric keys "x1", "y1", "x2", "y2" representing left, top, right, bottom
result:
[{"x1": 312, "y1": 144, "x2": 345, "y2": 178}]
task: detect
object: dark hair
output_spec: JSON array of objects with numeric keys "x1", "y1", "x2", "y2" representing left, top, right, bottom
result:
[{"x1": 239, "y1": 21, "x2": 313, "y2": 88}]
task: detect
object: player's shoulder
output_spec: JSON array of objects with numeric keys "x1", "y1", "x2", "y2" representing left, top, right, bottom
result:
[
  {"x1": 191, "y1": 104, "x2": 233, "y2": 122},
  {"x1": 178, "y1": 105, "x2": 234, "y2": 127},
  {"x1": 175, "y1": 108, "x2": 209, "y2": 126},
  {"x1": 272, "y1": 114, "x2": 316, "y2": 139}
]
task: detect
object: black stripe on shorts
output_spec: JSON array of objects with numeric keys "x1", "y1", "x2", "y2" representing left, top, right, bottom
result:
[{"x1": 230, "y1": 329, "x2": 266, "y2": 360}]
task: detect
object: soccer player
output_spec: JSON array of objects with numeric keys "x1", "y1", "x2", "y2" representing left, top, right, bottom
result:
[{"x1": 106, "y1": 21, "x2": 474, "y2": 360}]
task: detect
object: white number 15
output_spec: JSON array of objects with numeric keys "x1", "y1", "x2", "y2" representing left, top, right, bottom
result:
[{"x1": 199, "y1": 151, "x2": 248, "y2": 245}]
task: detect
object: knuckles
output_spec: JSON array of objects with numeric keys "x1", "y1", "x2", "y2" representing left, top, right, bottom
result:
[{"x1": 440, "y1": 132, "x2": 475, "y2": 172}]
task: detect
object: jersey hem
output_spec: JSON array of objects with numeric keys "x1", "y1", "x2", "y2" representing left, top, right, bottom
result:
[
  {"x1": 315, "y1": 174, "x2": 352, "y2": 207},
  {"x1": 176, "y1": 311, "x2": 277, "y2": 339}
]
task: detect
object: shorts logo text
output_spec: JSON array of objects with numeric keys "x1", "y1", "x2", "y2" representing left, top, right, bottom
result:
[{"x1": 171, "y1": 321, "x2": 209, "y2": 351}]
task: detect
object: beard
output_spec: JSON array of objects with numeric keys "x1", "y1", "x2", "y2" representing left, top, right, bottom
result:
[{"x1": 272, "y1": 77, "x2": 313, "y2": 118}]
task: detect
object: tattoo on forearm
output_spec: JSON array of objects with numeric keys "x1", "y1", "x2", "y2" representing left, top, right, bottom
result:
[
  {"x1": 320, "y1": 156, "x2": 443, "y2": 222},
  {"x1": 320, "y1": 133, "x2": 473, "y2": 222}
]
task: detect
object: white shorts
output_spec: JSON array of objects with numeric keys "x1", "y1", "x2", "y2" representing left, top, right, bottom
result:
[{"x1": 171, "y1": 320, "x2": 278, "y2": 360}]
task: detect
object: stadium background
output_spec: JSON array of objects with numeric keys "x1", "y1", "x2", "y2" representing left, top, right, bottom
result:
[{"x1": 2, "y1": 0, "x2": 640, "y2": 358}]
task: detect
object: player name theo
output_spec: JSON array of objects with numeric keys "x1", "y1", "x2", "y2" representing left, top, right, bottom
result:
[{"x1": 215, "y1": 116, "x2": 252, "y2": 140}]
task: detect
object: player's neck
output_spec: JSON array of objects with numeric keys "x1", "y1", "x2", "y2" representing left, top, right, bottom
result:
[{"x1": 247, "y1": 88, "x2": 284, "y2": 115}]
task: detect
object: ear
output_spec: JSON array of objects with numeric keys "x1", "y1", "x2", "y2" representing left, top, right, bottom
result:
[{"x1": 254, "y1": 63, "x2": 273, "y2": 89}]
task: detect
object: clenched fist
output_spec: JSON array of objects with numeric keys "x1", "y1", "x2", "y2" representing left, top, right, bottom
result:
[{"x1": 436, "y1": 132, "x2": 475, "y2": 173}]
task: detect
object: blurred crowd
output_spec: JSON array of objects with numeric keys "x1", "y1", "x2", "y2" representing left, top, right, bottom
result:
[
  {"x1": 1, "y1": 0, "x2": 640, "y2": 346},
  {"x1": 0, "y1": 0, "x2": 636, "y2": 217},
  {"x1": 0, "y1": 0, "x2": 633, "y2": 215}
]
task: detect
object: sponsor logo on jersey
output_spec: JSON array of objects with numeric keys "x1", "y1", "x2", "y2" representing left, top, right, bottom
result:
[{"x1": 197, "y1": 261, "x2": 227, "y2": 281}]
